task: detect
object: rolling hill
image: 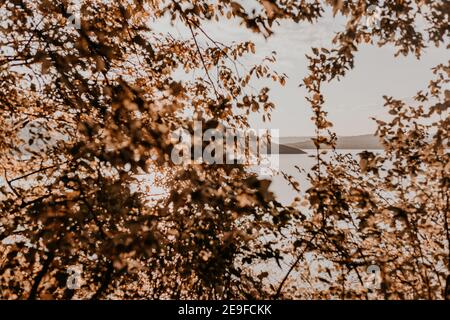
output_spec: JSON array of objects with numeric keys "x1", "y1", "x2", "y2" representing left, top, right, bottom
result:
[{"x1": 280, "y1": 134, "x2": 383, "y2": 150}]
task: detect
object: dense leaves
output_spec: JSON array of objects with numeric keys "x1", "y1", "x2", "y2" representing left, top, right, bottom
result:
[{"x1": 0, "y1": 0, "x2": 449, "y2": 299}]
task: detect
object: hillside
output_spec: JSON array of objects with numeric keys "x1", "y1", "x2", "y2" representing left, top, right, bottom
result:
[
  {"x1": 270, "y1": 143, "x2": 307, "y2": 154},
  {"x1": 280, "y1": 134, "x2": 383, "y2": 150}
]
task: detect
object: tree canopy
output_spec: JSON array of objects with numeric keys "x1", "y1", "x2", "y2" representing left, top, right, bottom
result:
[{"x1": 0, "y1": 0, "x2": 449, "y2": 299}]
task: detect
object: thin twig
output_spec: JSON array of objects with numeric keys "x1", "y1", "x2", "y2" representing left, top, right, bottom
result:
[{"x1": 186, "y1": 21, "x2": 220, "y2": 100}]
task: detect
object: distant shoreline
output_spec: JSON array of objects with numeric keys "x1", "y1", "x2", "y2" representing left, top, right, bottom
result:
[{"x1": 279, "y1": 134, "x2": 383, "y2": 151}]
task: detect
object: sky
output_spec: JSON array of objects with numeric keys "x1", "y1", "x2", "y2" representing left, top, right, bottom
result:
[{"x1": 163, "y1": 6, "x2": 448, "y2": 137}]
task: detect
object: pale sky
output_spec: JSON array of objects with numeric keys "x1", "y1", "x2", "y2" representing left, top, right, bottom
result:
[{"x1": 159, "y1": 6, "x2": 448, "y2": 137}]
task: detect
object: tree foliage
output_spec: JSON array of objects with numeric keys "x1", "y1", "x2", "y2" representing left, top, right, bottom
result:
[{"x1": 0, "y1": 0, "x2": 448, "y2": 299}]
